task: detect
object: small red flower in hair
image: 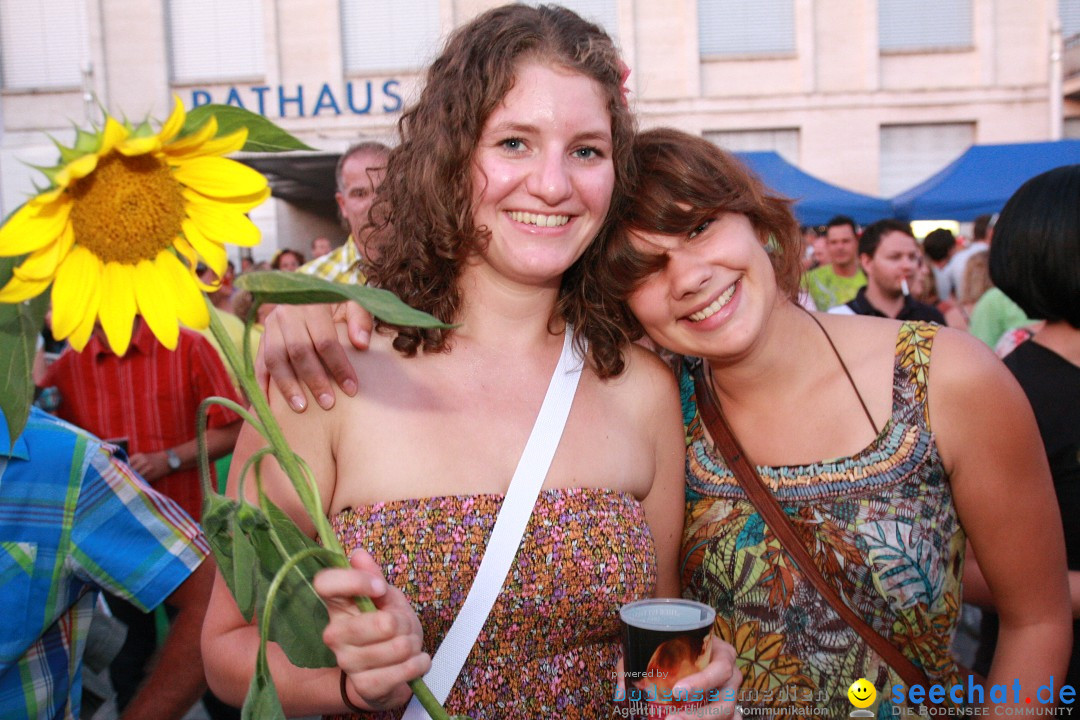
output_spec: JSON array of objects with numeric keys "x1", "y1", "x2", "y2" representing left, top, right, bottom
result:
[{"x1": 618, "y1": 60, "x2": 632, "y2": 108}]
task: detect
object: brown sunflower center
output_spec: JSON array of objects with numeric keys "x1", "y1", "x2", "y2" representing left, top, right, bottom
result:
[{"x1": 69, "y1": 151, "x2": 185, "y2": 264}]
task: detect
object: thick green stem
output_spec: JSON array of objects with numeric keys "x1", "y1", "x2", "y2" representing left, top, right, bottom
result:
[
  {"x1": 203, "y1": 296, "x2": 453, "y2": 720},
  {"x1": 204, "y1": 297, "x2": 340, "y2": 552}
]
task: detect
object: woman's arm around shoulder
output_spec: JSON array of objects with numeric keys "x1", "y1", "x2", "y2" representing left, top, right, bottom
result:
[{"x1": 927, "y1": 327, "x2": 1071, "y2": 692}]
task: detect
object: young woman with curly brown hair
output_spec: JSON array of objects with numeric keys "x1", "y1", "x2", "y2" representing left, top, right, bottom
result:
[{"x1": 203, "y1": 6, "x2": 739, "y2": 719}]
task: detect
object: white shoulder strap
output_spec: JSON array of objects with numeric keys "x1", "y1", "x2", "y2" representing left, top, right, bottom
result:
[{"x1": 401, "y1": 331, "x2": 585, "y2": 718}]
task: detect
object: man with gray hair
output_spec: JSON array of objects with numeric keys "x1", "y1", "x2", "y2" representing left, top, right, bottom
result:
[{"x1": 299, "y1": 141, "x2": 390, "y2": 284}]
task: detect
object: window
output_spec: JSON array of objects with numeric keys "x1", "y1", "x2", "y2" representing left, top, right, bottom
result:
[
  {"x1": 879, "y1": 123, "x2": 973, "y2": 197},
  {"x1": 1061, "y1": 0, "x2": 1080, "y2": 38},
  {"x1": 1064, "y1": 117, "x2": 1080, "y2": 139},
  {"x1": 341, "y1": 0, "x2": 441, "y2": 74},
  {"x1": 698, "y1": 0, "x2": 795, "y2": 57},
  {"x1": 0, "y1": 0, "x2": 88, "y2": 90},
  {"x1": 879, "y1": 0, "x2": 972, "y2": 52},
  {"x1": 524, "y1": 0, "x2": 619, "y2": 39},
  {"x1": 705, "y1": 128, "x2": 800, "y2": 164},
  {"x1": 167, "y1": 0, "x2": 264, "y2": 83}
]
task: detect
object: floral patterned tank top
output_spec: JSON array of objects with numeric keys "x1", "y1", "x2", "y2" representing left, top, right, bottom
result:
[
  {"x1": 326, "y1": 487, "x2": 655, "y2": 719},
  {"x1": 680, "y1": 322, "x2": 964, "y2": 717}
]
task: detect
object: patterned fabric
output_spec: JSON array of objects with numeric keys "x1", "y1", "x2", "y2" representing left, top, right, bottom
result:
[
  {"x1": 0, "y1": 408, "x2": 208, "y2": 720},
  {"x1": 680, "y1": 322, "x2": 964, "y2": 717},
  {"x1": 42, "y1": 320, "x2": 242, "y2": 521},
  {"x1": 326, "y1": 488, "x2": 656, "y2": 719},
  {"x1": 802, "y1": 265, "x2": 866, "y2": 311},
  {"x1": 299, "y1": 238, "x2": 367, "y2": 284}
]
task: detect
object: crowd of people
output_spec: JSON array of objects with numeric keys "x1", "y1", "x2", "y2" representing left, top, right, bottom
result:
[{"x1": 7, "y1": 3, "x2": 1078, "y2": 720}]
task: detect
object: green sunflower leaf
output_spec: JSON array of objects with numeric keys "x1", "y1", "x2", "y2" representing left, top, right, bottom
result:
[
  {"x1": 235, "y1": 271, "x2": 454, "y2": 329},
  {"x1": 0, "y1": 254, "x2": 49, "y2": 447},
  {"x1": 241, "y1": 644, "x2": 286, "y2": 720},
  {"x1": 181, "y1": 105, "x2": 314, "y2": 153}
]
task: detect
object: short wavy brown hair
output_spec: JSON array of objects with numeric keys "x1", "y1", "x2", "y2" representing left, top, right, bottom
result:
[
  {"x1": 365, "y1": 4, "x2": 637, "y2": 377},
  {"x1": 596, "y1": 128, "x2": 802, "y2": 340}
]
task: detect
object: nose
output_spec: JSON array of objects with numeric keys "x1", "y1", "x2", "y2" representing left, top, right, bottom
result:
[
  {"x1": 525, "y1": 149, "x2": 572, "y2": 205},
  {"x1": 667, "y1": 248, "x2": 710, "y2": 300}
]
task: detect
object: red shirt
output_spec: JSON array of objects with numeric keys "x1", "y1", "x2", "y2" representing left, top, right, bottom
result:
[{"x1": 43, "y1": 320, "x2": 242, "y2": 520}]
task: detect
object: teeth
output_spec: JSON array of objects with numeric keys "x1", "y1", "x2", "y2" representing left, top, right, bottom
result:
[
  {"x1": 509, "y1": 211, "x2": 570, "y2": 227},
  {"x1": 688, "y1": 281, "x2": 738, "y2": 322}
]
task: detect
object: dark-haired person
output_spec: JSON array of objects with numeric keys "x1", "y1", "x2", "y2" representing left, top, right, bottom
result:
[
  {"x1": 969, "y1": 164, "x2": 1080, "y2": 688},
  {"x1": 256, "y1": 127, "x2": 1071, "y2": 715},
  {"x1": 802, "y1": 214, "x2": 866, "y2": 310},
  {"x1": 923, "y1": 227, "x2": 959, "y2": 301},
  {"x1": 828, "y1": 219, "x2": 945, "y2": 323}
]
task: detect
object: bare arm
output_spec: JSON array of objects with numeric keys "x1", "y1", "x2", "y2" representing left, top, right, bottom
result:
[
  {"x1": 931, "y1": 329, "x2": 1071, "y2": 703},
  {"x1": 128, "y1": 421, "x2": 242, "y2": 483},
  {"x1": 121, "y1": 560, "x2": 215, "y2": 720},
  {"x1": 966, "y1": 546, "x2": 1080, "y2": 618},
  {"x1": 256, "y1": 302, "x2": 373, "y2": 411},
  {"x1": 200, "y1": 384, "x2": 425, "y2": 714}
]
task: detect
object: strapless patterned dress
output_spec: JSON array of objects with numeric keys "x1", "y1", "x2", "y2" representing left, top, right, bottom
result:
[{"x1": 326, "y1": 487, "x2": 656, "y2": 719}]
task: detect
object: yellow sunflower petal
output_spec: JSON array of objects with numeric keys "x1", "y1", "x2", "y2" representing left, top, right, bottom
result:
[
  {"x1": 117, "y1": 135, "x2": 162, "y2": 156},
  {"x1": 185, "y1": 200, "x2": 261, "y2": 248},
  {"x1": 54, "y1": 152, "x2": 100, "y2": 187},
  {"x1": 181, "y1": 217, "x2": 227, "y2": 276},
  {"x1": 12, "y1": 222, "x2": 74, "y2": 282},
  {"x1": 159, "y1": 95, "x2": 187, "y2": 144},
  {"x1": 134, "y1": 258, "x2": 179, "y2": 349},
  {"x1": 0, "y1": 196, "x2": 71, "y2": 256},
  {"x1": 0, "y1": 274, "x2": 51, "y2": 302},
  {"x1": 184, "y1": 186, "x2": 270, "y2": 215},
  {"x1": 98, "y1": 262, "x2": 138, "y2": 355},
  {"x1": 66, "y1": 261, "x2": 102, "y2": 351},
  {"x1": 157, "y1": 251, "x2": 209, "y2": 328},
  {"x1": 173, "y1": 156, "x2": 268, "y2": 198},
  {"x1": 98, "y1": 117, "x2": 129, "y2": 156},
  {"x1": 51, "y1": 246, "x2": 103, "y2": 340},
  {"x1": 166, "y1": 128, "x2": 248, "y2": 160},
  {"x1": 163, "y1": 116, "x2": 218, "y2": 156}
]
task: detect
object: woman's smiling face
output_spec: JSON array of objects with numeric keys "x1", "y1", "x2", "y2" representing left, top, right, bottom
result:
[
  {"x1": 626, "y1": 213, "x2": 779, "y2": 361},
  {"x1": 468, "y1": 60, "x2": 615, "y2": 288}
]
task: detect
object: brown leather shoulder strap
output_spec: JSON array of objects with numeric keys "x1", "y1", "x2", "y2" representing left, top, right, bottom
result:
[{"x1": 691, "y1": 361, "x2": 930, "y2": 689}]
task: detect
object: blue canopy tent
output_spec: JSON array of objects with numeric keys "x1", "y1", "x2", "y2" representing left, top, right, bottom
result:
[
  {"x1": 891, "y1": 140, "x2": 1080, "y2": 221},
  {"x1": 735, "y1": 151, "x2": 893, "y2": 226}
]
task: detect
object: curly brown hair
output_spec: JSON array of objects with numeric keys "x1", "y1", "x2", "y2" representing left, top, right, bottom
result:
[
  {"x1": 595, "y1": 128, "x2": 802, "y2": 340},
  {"x1": 365, "y1": 3, "x2": 637, "y2": 377}
]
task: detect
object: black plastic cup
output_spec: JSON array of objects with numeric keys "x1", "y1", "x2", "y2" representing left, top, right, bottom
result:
[{"x1": 619, "y1": 599, "x2": 716, "y2": 718}]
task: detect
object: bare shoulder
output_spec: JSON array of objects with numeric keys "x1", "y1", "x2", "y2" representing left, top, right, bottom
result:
[
  {"x1": 926, "y1": 325, "x2": 1013, "y2": 392},
  {"x1": 598, "y1": 343, "x2": 681, "y2": 430}
]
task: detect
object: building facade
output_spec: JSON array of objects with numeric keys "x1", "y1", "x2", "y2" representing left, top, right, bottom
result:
[{"x1": 1, "y1": 0, "x2": 1076, "y2": 257}]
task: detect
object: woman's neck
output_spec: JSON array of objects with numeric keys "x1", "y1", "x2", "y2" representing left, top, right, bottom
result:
[
  {"x1": 706, "y1": 301, "x2": 816, "y2": 408},
  {"x1": 1034, "y1": 321, "x2": 1080, "y2": 367},
  {"x1": 453, "y1": 264, "x2": 565, "y2": 348}
]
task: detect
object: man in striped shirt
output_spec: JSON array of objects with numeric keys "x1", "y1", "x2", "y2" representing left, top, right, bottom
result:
[
  {"x1": 299, "y1": 141, "x2": 390, "y2": 285},
  {"x1": 0, "y1": 408, "x2": 211, "y2": 720},
  {"x1": 38, "y1": 319, "x2": 241, "y2": 716}
]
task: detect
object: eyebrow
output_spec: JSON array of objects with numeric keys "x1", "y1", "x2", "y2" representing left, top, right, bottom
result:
[{"x1": 484, "y1": 121, "x2": 612, "y2": 145}]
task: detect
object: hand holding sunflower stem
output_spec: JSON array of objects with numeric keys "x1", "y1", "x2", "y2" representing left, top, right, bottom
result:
[{"x1": 0, "y1": 99, "x2": 461, "y2": 720}]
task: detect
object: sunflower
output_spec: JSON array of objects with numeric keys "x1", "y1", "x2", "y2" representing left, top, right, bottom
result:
[{"x1": 0, "y1": 96, "x2": 269, "y2": 355}]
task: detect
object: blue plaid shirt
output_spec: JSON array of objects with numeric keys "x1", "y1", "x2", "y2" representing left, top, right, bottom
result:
[{"x1": 0, "y1": 408, "x2": 208, "y2": 720}]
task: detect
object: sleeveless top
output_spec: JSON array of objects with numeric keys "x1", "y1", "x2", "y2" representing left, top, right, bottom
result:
[
  {"x1": 679, "y1": 322, "x2": 964, "y2": 716},
  {"x1": 326, "y1": 487, "x2": 656, "y2": 719}
]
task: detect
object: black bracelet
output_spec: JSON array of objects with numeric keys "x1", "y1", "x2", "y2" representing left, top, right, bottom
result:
[{"x1": 340, "y1": 669, "x2": 365, "y2": 714}]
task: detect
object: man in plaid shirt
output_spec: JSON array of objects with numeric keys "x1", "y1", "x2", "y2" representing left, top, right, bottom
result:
[
  {"x1": 0, "y1": 408, "x2": 211, "y2": 720},
  {"x1": 299, "y1": 141, "x2": 390, "y2": 285}
]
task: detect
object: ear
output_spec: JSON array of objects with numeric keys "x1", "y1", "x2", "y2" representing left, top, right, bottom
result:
[{"x1": 858, "y1": 253, "x2": 872, "y2": 274}]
